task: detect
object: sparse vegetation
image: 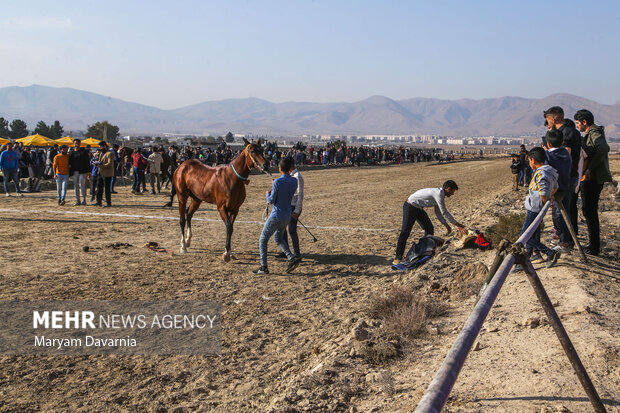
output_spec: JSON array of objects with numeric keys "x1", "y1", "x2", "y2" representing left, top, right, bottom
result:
[
  {"x1": 485, "y1": 212, "x2": 526, "y2": 246},
  {"x1": 359, "y1": 340, "x2": 401, "y2": 365},
  {"x1": 451, "y1": 262, "x2": 489, "y2": 299},
  {"x1": 366, "y1": 284, "x2": 448, "y2": 342}
]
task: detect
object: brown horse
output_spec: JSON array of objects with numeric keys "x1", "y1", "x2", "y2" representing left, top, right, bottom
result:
[{"x1": 171, "y1": 139, "x2": 269, "y2": 260}]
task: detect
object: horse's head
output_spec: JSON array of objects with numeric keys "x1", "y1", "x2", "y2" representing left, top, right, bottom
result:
[{"x1": 243, "y1": 138, "x2": 271, "y2": 175}]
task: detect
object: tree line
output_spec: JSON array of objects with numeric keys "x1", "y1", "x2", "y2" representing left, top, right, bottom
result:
[{"x1": 0, "y1": 117, "x2": 120, "y2": 141}]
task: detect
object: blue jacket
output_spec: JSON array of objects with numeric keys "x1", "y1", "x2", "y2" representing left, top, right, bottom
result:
[
  {"x1": 0, "y1": 150, "x2": 19, "y2": 170},
  {"x1": 266, "y1": 174, "x2": 298, "y2": 222},
  {"x1": 546, "y1": 147, "x2": 572, "y2": 192}
]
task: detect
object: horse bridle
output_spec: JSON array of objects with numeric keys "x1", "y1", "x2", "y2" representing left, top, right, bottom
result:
[{"x1": 244, "y1": 145, "x2": 271, "y2": 176}]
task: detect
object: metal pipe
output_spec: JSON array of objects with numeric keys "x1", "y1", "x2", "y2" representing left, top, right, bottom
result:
[
  {"x1": 415, "y1": 202, "x2": 551, "y2": 413},
  {"x1": 414, "y1": 253, "x2": 517, "y2": 413},
  {"x1": 515, "y1": 201, "x2": 551, "y2": 245},
  {"x1": 521, "y1": 257, "x2": 606, "y2": 412}
]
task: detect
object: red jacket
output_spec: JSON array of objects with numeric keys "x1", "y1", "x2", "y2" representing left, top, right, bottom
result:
[{"x1": 132, "y1": 151, "x2": 148, "y2": 169}]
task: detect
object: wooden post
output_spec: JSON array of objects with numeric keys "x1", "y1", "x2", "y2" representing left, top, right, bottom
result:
[
  {"x1": 480, "y1": 239, "x2": 509, "y2": 295},
  {"x1": 556, "y1": 200, "x2": 587, "y2": 262},
  {"x1": 519, "y1": 254, "x2": 606, "y2": 413}
]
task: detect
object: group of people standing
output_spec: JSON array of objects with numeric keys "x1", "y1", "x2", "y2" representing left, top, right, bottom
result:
[
  {"x1": 49, "y1": 140, "x2": 116, "y2": 206},
  {"x1": 394, "y1": 106, "x2": 611, "y2": 270},
  {"x1": 519, "y1": 106, "x2": 611, "y2": 259}
]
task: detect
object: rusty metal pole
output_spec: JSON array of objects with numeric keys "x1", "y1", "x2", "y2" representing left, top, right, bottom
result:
[
  {"x1": 556, "y1": 201, "x2": 587, "y2": 262},
  {"x1": 415, "y1": 202, "x2": 553, "y2": 413},
  {"x1": 480, "y1": 239, "x2": 509, "y2": 295},
  {"x1": 519, "y1": 255, "x2": 606, "y2": 413}
]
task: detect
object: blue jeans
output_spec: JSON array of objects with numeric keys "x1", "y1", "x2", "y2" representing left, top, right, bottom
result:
[
  {"x1": 520, "y1": 210, "x2": 552, "y2": 256},
  {"x1": 56, "y1": 174, "x2": 69, "y2": 201},
  {"x1": 2, "y1": 168, "x2": 22, "y2": 194},
  {"x1": 259, "y1": 215, "x2": 294, "y2": 268},
  {"x1": 132, "y1": 167, "x2": 144, "y2": 191}
]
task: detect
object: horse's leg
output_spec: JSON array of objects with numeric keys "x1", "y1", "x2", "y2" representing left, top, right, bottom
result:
[
  {"x1": 185, "y1": 199, "x2": 202, "y2": 248},
  {"x1": 227, "y1": 210, "x2": 239, "y2": 260},
  {"x1": 178, "y1": 193, "x2": 188, "y2": 253},
  {"x1": 217, "y1": 207, "x2": 233, "y2": 262}
]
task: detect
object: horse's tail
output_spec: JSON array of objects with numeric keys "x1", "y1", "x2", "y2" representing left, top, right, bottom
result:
[{"x1": 164, "y1": 184, "x2": 176, "y2": 208}]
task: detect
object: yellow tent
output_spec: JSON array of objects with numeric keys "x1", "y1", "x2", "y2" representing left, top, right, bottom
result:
[
  {"x1": 82, "y1": 137, "x2": 103, "y2": 147},
  {"x1": 16, "y1": 134, "x2": 56, "y2": 147},
  {"x1": 0, "y1": 137, "x2": 10, "y2": 145},
  {"x1": 55, "y1": 136, "x2": 75, "y2": 145},
  {"x1": 55, "y1": 136, "x2": 88, "y2": 147}
]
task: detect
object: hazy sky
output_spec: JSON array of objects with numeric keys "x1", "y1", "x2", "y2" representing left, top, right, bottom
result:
[{"x1": 1, "y1": 0, "x2": 619, "y2": 109}]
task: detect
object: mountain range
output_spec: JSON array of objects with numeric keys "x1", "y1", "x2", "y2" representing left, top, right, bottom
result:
[{"x1": 1, "y1": 85, "x2": 618, "y2": 137}]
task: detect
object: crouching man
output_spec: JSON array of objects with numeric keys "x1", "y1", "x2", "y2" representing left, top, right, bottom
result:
[{"x1": 394, "y1": 180, "x2": 467, "y2": 265}]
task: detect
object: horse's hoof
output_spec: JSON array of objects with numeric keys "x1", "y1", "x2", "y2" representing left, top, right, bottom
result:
[
  {"x1": 230, "y1": 254, "x2": 237, "y2": 260},
  {"x1": 186, "y1": 240, "x2": 191, "y2": 248},
  {"x1": 180, "y1": 248, "x2": 187, "y2": 254},
  {"x1": 222, "y1": 252, "x2": 231, "y2": 262}
]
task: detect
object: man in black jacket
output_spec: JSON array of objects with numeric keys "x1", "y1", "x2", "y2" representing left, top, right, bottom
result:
[
  {"x1": 574, "y1": 109, "x2": 612, "y2": 255},
  {"x1": 544, "y1": 106, "x2": 583, "y2": 243},
  {"x1": 69, "y1": 139, "x2": 91, "y2": 205}
]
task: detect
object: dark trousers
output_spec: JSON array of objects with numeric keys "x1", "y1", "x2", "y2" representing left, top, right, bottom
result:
[
  {"x1": 552, "y1": 190, "x2": 571, "y2": 245},
  {"x1": 96, "y1": 176, "x2": 112, "y2": 205},
  {"x1": 90, "y1": 175, "x2": 98, "y2": 198},
  {"x1": 395, "y1": 202, "x2": 434, "y2": 260},
  {"x1": 569, "y1": 177, "x2": 579, "y2": 238},
  {"x1": 132, "y1": 167, "x2": 144, "y2": 191},
  {"x1": 282, "y1": 206, "x2": 301, "y2": 257},
  {"x1": 581, "y1": 180, "x2": 604, "y2": 249}
]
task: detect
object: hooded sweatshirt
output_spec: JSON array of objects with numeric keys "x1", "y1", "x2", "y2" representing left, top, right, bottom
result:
[
  {"x1": 558, "y1": 118, "x2": 582, "y2": 178},
  {"x1": 546, "y1": 147, "x2": 571, "y2": 192},
  {"x1": 526, "y1": 164, "x2": 558, "y2": 212}
]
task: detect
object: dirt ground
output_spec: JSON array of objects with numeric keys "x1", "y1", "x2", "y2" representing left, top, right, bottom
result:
[{"x1": 0, "y1": 157, "x2": 618, "y2": 413}]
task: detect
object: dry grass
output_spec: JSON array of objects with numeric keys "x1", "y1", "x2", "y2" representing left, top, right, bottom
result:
[
  {"x1": 359, "y1": 340, "x2": 401, "y2": 366},
  {"x1": 451, "y1": 262, "x2": 489, "y2": 299},
  {"x1": 485, "y1": 212, "x2": 526, "y2": 246},
  {"x1": 366, "y1": 285, "x2": 448, "y2": 340}
]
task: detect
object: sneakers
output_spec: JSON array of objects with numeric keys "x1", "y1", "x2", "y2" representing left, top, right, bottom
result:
[
  {"x1": 17, "y1": 192, "x2": 23, "y2": 197},
  {"x1": 546, "y1": 250, "x2": 561, "y2": 268},
  {"x1": 583, "y1": 245, "x2": 600, "y2": 256},
  {"x1": 552, "y1": 244, "x2": 572, "y2": 254},
  {"x1": 276, "y1": 252, "x2": 287, "y2": 259},
  {"x1": 103, "y1": 203, "x2": 112, "y2": 208},
  {"x1": 511, "y1": 264, "x2": 523, "y2": 273},
  {"x1": 530, "y1": 252, "x2": 543, "y2": 263},
  {"x1": 93, "y1": 202, "x2": 102, "y2": 207},
  {"x1": 5, "y1": 193, "x2": 10, "y2": 197},
  {"x1": 253, "y1": 266, "x2": 269, "y2": 274},
  {"x1": 81, "y1": 200, "x2": 87, "y2": 205},
  {"x1": 286, "y1": 257, "x2": 301, "y2": 274},
  {"x1": 74, "y1": 201, "x2": 81, "y2": 206},
  {"x1": 59, "y1": 199, "x2": 65, "y2": 206}
]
